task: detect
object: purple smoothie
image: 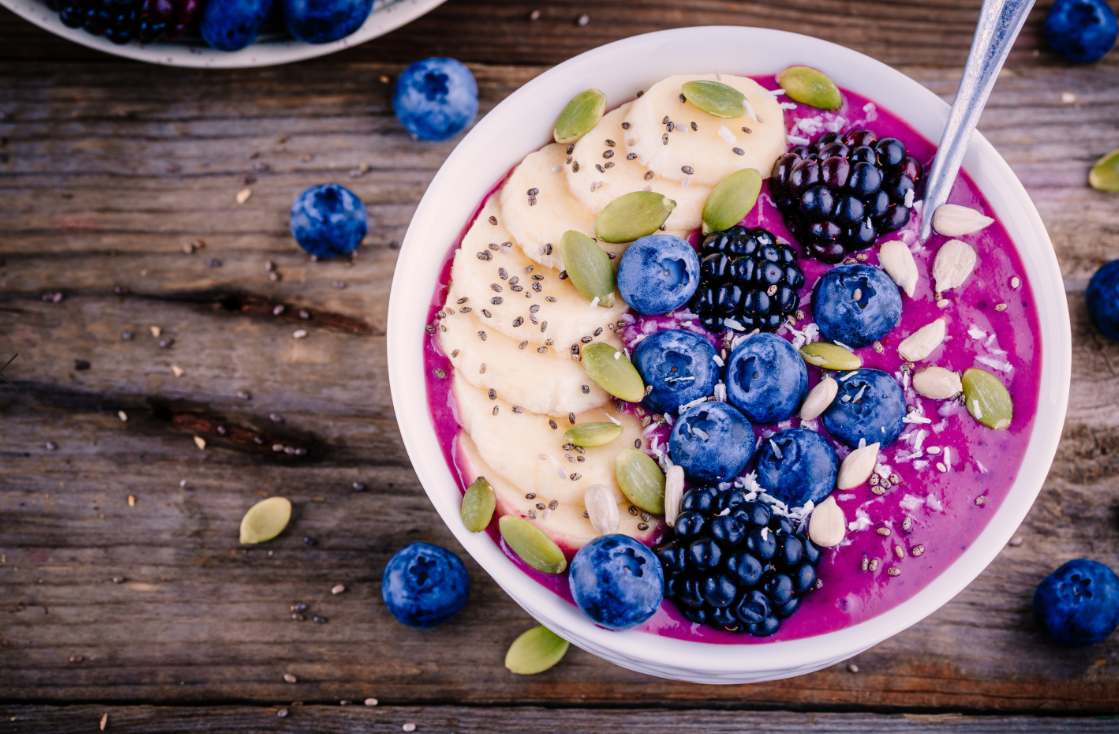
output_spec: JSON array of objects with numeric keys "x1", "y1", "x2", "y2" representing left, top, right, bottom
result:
[{"x1": 423, "y1": 78, "x2": 1042, "y2": 643}]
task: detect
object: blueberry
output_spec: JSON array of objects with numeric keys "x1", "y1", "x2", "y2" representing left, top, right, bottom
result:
[
  {"x1": 822, "y1": 368, "x2": 907, "y2": 448},
  {"x1": 381, "y1": 542, "x2": 469, "y2": 628},
  {"x1": 632, "y1": 330, "x2": 718, "y2": 413},
  {"x1": 812, "y1": 264, "x2": 902, "y2": 348},
  {"x1": 283, "y1": 0, "x2": 373, "y2": 43},
  {"x1": 669, "y1": 402, "x2": 755, "y2": 484},
  {"x1": 702, "y1": 575, "x2": 739, "y2": 608},
  {"x1": 726, "y1": 551, "x2": 764, "y2": 586},
  {"x1": 618, "y1": 234, "x2": 701, "y2": 314},
  {"x1": 201, "y1": 0, "x2": 272, "y2": 51},
  {"x1": 392, "y1": 58, "x2": 479, "y2": 141},
  {"x1": 1044, "y1": 0, "x2": 1118, "y2": 63},
  {"x1": 745, "y1": 525, "x2": 776, "y2": 561},
  {"x1": 725, "y1": 333, "x2": 808, "y2": 423},
  {"x1": 687, "y1": 537, "x2": 723, "y2": 571},
  {"x1": 569, "y1": 535, "x2": 664, "y2": 631},
  {"x1": 734, "y1": 589, "x2": 771, "y2": 624},
  {"x1": 1033, "y1": 559, "x2": 1119, "y2": 646},
  {"x1": 1087, "y1": 259, "x2": 1119, "y2": 341},
  {"x1": 756, "y1": 427, "x2": 839, "y2": 508},
  {"x1": 290, "y1": 183, "x2": 369, "y2": 259}
]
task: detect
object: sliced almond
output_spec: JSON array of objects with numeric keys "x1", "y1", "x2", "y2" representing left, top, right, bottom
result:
[
  {"x1": 912, "y1": 366, "x2": 963, "y2": 399},
  {"x1": 584, "y1": 483, "x2": 620, "y2": 535},
  {"x1": 664, "y1": 465, "x2": 685, "y2": 527},
  {"x1": 932, "y1": 239, "x2": 977, "y2": 292},
  {"x1": 879, "y1": 240, "x2": 918, "y2": 297},
  {"x1": 809, "y1": 496, "x2": 845, "y2": 548},
  {"x1": 800, "y1": 376, "x2": 838, "y2": 421},
  {"x1": 932, "y1": 204, "x2": 994, "y2": 237},
  {"x1": 837, "y1": 442, "x2": 880, "y2": 489},
  {"x1": 897, "y1": 318, "x2": 946, "y2": 362}
]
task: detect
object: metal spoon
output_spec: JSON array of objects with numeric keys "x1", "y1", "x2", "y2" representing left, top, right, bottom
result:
[{"x1": 919, "y1": 0, "x2": 1036, "y2": 242}]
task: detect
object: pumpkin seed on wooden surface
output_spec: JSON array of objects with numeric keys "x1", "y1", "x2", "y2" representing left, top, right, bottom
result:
[
  {"x1": 239, "y1": 497, "x2": 292, "y2": 544},
  {"x1": 505, "y1": 626, "x2": 569, "y2": 675}
]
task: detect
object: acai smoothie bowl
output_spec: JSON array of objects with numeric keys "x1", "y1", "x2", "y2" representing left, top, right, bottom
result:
[{"x1": 387, "y1": 27, "x2": 1071, "y2": 683}]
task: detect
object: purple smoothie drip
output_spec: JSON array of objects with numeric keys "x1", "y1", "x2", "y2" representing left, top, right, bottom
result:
[{"x1": 423, "y1": 77, "x2": 1042, "y2": 644}]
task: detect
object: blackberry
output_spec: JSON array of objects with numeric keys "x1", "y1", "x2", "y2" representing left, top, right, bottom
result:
[
  {"x1": 56, "y1": 0, "x2": 190, "y2": 44},
  {"x1": 657, "y1": 486, "x2": 823, "y2": 636},
  {"x1": 690, "y1": 226, "x2": 805, "y2": 335},
  {"x1": 771, "y1": 129, "x2": 924, "y2": 264}
]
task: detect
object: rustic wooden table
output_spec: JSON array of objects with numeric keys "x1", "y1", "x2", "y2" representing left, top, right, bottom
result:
[{"x1": 2, "y1": 1, "x2": 1118, "y2": 731}]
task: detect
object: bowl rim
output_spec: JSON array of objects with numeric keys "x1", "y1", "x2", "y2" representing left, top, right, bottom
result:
[
  {"x1": 1, "y1": 0, "x2": 447, "y2": 69},
  {"x1": 387, "y1": 26, "x2": 1072, "y2": 683}
]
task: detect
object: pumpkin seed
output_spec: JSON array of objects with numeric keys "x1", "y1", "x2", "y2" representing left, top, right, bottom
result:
[
  {"x1": 615, "y1": 448, "x2": 665, "y2": 514},
  {"x1": 554, "y1": 89, "x2": 607, "y2": 145},
  {"x1": 702, "y1": 168, "x2": 762, "y2": 235},
  {"x1": 560, "y1": 230, "x2": 615, "y2": 307},
  {"x1": 595, "y1": 191, "x2": 677, "y2": 244},
  {"x1": 681, "y1": 80, "x2": 747, "y2": 118},
  {"x1": 505, "y1": 626, "x2": 569, "y2": 675},
  {"x1": 581, "y1": 342, "x2": 646, "y2": 402},
  {"x1": 498, "y1": 515, "x2": 567, "y2": 574},
  {"x1": 239, "y1": 496, "x2": 292, "y2": 544},
  {"x1": 564, "y1": 421, "x2": 624, "y2": 447},
  {"x1": 800, "y1": 341, "x2": 862, "y2": 371},
  {"x1": 461, "y1": 476, "x2": 496, "y2": 533},
  {"x1": 962, "y1": 368, "x2": 1013, "y2": 430},
  {"x1": 777, "y1": 66, "x2": 842, "y2": 111},
  {"x1": 1089, "y1": 148, "x2": 1119, "y2": 192}
]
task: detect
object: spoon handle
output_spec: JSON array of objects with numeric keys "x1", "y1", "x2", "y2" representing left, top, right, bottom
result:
[{"x1": 919, "y1": 0, "x2": 1036, "y2": 242}]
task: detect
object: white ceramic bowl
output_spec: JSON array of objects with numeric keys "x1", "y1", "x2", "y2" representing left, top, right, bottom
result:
[
  {"x1": 388, "y1": 26, "x2": 1072, "y2": 683},
  {"x1": 2, "y1": 0, "x2": 446, "y2": 68}
]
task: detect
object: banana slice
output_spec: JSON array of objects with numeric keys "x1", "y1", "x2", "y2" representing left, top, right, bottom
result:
[
  {"x1": 566, "y1": 102, "x2": 711, "y2": 234},
  {"x1": 452, "y1": 373, "x2": 644, "y2": 509},
  {"x1": 498, "y1": 143, "x2": 602, "y2": 270},
  {"x1": 438, "y1": 306, "x2": 613, "y2": 416},
  {"x1": 455, "y1": 433, "x2": 655, "y2": 549},
  {"x1": 448, "y1": 198, "x2": 628, "y2": 350},
  {"x1": 624, "y1": 74, "x2": 787, "y2": 188}
]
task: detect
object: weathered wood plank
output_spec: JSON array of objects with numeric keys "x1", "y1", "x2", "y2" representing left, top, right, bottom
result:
[
  {"x1": 2, "y1": 0, "x2": 1116, "y2": 69},
  {"x1": 3, "y1": 705, "x2": 1119, "y2": 733},
  {"x1": 3, "y1": 54, "x2": 1119, "y2": 712}
]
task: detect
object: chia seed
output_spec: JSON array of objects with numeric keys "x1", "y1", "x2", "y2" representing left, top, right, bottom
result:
[
  {"x1": 628, "y1": 506, "x2": 639, "y2": 516},
  {"x1": 526, "y1": 493, "x2": 536, "y2": 499},
  {"x1": 644, "y1": 171, "x2": 654, "y2": 181},
  {"x1": 681, "y1": 165, "x2": 694, "y2": 175},
  {"x1": 512, "y1": 406, "x2": 524, "y2": 413},
  {"x1": 548, "y1": 419, "x2": 557, "y2": 429},
  {"x1": 732, "y1": 147, "x2": 745, "y2": 156},
  {"x1": 637, "y1": 522, "x2": 649, "y2": 531},
  {"x1": 488, "y1": 215, "x2": 497, "y2": 225},
  {"x1": 434, "y1": 368, "x2": 446, "y2": 380},
  {"x1": 313, "y1": 615, "x2": 327, "y2": 624}
]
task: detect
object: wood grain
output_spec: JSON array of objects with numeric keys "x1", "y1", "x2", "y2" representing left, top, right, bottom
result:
[
  {"x1": 3, "y1": 706, "x2": 1119, "y2": 733},
  {"x1": 3, "y1": 9, "x2": 1119, "y2": 717}
]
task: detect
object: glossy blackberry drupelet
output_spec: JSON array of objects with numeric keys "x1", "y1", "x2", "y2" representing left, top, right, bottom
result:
[
  {"x1": 771, "y1": 129, "x2": 923, "y2": 263},
  {"x1": 1044, "y1": 0, "x2": 1118, "y2": 63},
  {"x1": 669, "y1": 402, "x2": 755, "y2": 485},
  {"x1": 690, "y1": 226, "x2": 805, "y2": 334},
  {"x1": 1034, "y1": 559, "x2": 1119, "y2": 646},
  {"x1": 381, "y1": 542, "x2": 470, "y2": 628},
  {"x1": 58, "y1": 0, "x2": 142, "y2": 43},
  {"x1": 821, "y1": 368, "x2": 907, "y2": 449},
  {"x1": 617, "y1": 234, "x2": 701, "y2": 315},
  {"x1": 1086, "y1": 259, "x2": 1119, "y2": 341},
  {"x1": 569, "y1": 535, "x2": 665, "y2": 630},
  {"x1": 632, "y1": 329, "x2": 719, "y2": 414},
  {"x1": 658, "y1": 486, "x2": 822, "y2": 635},
  {"x1": 290, "y1": 183, "x2": 369, "y2": 258},
  {"x1": 756, "y1": 427, "x2": 839, "y2": 508},
  {"x1": 813, "y1": 263, "x2": 902, "y2": 348},
  {"x1": 724, "y1": 332, "x2": 808, "y2": 424}
]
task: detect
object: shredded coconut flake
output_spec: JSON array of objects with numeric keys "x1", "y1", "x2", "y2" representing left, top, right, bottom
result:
[
  {"x1": 718, "y1": 126, "x2": 736, "y2": 144},
  {"x1": 724, "y1": 318, "x2": 745, "y2": 332},
  {"x1": 926, "y1": 493, "x2": 944, "y2": 511},
  {"x1": 976, "y1": 356, "x2": 1013, "y2": 372},
  {"x1": 743, "y1": 97, "x2": 758, "y2": 122},
  {"x1": 588, "y1": 296, "x2": 600, "y2": 309},
  {"x1": 769, "y1": 439, "x2": 783, "y2": 459},
  {"x1": 899, "y1": 494, "x2": 924, "y2": 511},
  {"x1": 787, "y1": 134, "x2": 810, "y2": 145}
]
